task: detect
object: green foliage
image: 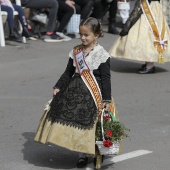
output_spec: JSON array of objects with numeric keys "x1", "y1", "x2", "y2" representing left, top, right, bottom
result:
[{"x1": 95, "y1": 118, "x2": 130, "y2": 142}]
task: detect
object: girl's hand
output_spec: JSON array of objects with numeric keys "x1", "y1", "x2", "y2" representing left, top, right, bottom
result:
[
  {"x1": 103, "y1": 102, "x2": 110, "y2": 112},
  {"x1": 65, "y1": 0, "x2": 75, "y2": 9},
  {"x1": 53, "y1": 88, "x2": 60, "y2": 96}
]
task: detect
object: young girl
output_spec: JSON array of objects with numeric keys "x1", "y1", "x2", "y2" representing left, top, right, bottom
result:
[
  {"x1": 34, "y1": 17, "x2": 112, "y2": 168},
  {"x1": 109, "y1": 0, "x2": 170, "y2": 74}
]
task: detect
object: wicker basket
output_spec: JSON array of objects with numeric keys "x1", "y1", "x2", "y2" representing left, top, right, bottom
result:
[
  {"x1": 96, "y1": 140, "x2": 120, "y2": 155},
  {"x1": 95, "y1": 108, "x2": 121, "y2": 155}
]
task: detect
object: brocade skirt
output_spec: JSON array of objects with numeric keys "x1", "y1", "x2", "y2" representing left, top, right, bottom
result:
[{"x1": 34, "y1": 74, "x2": 98, "y2": 155}]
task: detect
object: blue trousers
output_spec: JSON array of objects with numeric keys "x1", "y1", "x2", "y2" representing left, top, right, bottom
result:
[{"x1": 1, "y1": 4, "x2": 26, "y2": 29}]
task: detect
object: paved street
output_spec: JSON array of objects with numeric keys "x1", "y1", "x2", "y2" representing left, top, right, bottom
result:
[{"x1": 0, "y1": 28, "x2": 170, "y2": 170}]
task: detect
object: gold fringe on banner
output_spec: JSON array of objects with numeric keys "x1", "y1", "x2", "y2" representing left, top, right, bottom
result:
[{"x1": 158, "y1": 53, "x2": 165, "y2": 64}]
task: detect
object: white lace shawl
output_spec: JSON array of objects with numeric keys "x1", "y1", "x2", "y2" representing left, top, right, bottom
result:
[{"x1": 69, "y1": 44, "x2": 110, "y2": 72}]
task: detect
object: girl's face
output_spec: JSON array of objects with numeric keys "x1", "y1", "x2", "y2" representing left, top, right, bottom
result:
[{"x1": 79, "y1": 25, "x2": 98, "y2": 48}]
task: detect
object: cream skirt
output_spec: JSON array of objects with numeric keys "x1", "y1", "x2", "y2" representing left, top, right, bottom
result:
[
  {"x1": 109, "y1": 2, "x2": 170, "y2": 62},
  {"x1": 34, "y1": 98, "x2": 120, "y2": 155},
  {"x1": 34, "y1": 106, "x2": 97, "y2": 155}
]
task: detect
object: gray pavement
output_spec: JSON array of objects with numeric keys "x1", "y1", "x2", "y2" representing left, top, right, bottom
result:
[{"x1": 0, "y1": 29, "x2": 170, "y2": 170}]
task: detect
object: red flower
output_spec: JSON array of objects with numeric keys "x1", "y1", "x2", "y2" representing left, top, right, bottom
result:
[
  {"x1": 105, "y1": 130, "x2": 112, "y2": 137},
  {"x1": 103, "y1": 140, "x2": 113, "y2": 147},
  {"x1": 104, "y1": 115, "x2": 110, "y2": 120}
]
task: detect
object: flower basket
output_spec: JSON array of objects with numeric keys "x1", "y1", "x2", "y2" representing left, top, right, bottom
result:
[
  {"x1": 96, "y1": 140, "x2": 120, "y2": 155},
  {"x1": 95, "y1": 109, "x2": 129, "y2": 156}
]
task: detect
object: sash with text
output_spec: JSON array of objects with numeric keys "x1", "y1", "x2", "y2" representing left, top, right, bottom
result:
[{"x1": 74, "y1": 47, "x2": 102, "y2": 119}]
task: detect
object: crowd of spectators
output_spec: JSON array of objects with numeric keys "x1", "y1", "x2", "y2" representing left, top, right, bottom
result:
[
  {"x1": 0, "y1": 0, "x2": 35, "y2": 42},
  {"x1": 1, "y1": 0, "x2": 124, "y2": 43}
]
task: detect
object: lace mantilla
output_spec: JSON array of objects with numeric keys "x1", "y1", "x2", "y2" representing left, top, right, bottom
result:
[
  {"x1": 48, "y1": 75, "x2": 97, "y2": 130},
  {"x1": 69, "y1": 44, "x2": 110, "y2": 71}
]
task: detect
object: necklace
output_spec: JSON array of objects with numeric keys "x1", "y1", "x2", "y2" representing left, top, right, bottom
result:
[{"x1": 83, "y1": 42, "x2": 97, "y2": 56}]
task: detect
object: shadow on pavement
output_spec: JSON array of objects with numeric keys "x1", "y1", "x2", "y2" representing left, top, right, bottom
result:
[
  {"x1": 21, "y1": 132, "x2": 78, "y2": 169},
  {"x1": 110, "y1": 58, "x2": 168, "y2": 73}
]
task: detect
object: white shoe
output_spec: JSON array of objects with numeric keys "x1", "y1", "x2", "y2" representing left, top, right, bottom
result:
[
  {"x1": 56, "y1": 32, "x2": 72, "y2": 41},
  {"x1": 43, "y1": 34, "x2": 64, "y2": 42},
  {"x1": 29, "y1": 37, "x2": 37, "y2": 40}
]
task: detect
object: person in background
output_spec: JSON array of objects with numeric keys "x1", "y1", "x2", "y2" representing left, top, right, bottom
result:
[
  {"x1": 64, "y1": 0, "x2": 94, "y2": 38},
  {"x1": 73, "y1": 0, "x2": 93, "y2": 19},
  {"x1": 55, "y1": 0, "x2": 81, "y2": 41},
  {"x1": 109, "y1": 0, "x2": 170, "y2": 74},
  {"x1": 91, "y1": 0, "x2": 119, "y2": 35},
  {"x1": 1, "y1": 0, "x2": 35, "y2": 42},
  {"x1": 20, "y1": 0, "x2": 64, "y2": 42}
]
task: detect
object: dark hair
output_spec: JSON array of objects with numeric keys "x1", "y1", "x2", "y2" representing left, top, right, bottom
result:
[{"x1": 80, "y1": 17, "x2": 104, "y2": 37}]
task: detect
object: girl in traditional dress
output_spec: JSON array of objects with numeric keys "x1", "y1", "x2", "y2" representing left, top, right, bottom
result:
[
  {"x1": 109, "y1": 0, "x2": 170, "y2": 74},
  {"x1": 34, "y1": 17, "x2": 112, "y2": 168}
]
